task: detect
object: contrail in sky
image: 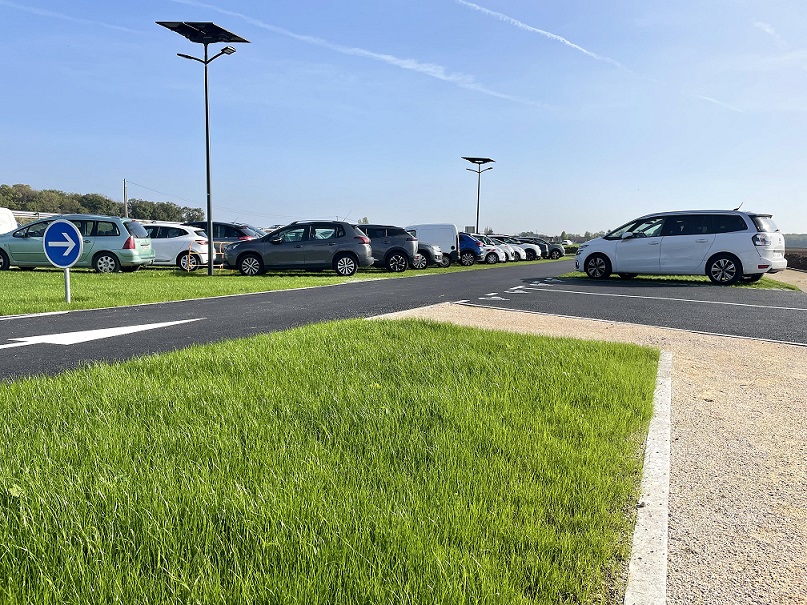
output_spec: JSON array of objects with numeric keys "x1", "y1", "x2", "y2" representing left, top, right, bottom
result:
[
  {"x1": 457, "y1": 0, "x2": 745, "y2": 113},
  {"x1": 170, "y1": 0, "x2": 535, "y2": 105},
  {"x1": 0, "y1": 0, "x2": 142, "y2": 34},
  {"x1": 455, "y1": 0, "x2": 629, "y2": 71}
]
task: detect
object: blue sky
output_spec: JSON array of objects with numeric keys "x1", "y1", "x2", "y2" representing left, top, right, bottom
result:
[{"x1": 2, "y1": 0, "x2": 806, "y2": 235}]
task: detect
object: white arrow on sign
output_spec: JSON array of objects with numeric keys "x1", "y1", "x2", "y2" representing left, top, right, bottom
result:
[
  {"x1": 0, "y1": 319, "x2": 203, "y2": 349},
  {"x1": 49, "y1": 232, "x2": 77, "y2": 256}
]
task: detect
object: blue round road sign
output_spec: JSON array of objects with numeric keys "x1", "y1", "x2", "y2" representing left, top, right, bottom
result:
[{"x1": 44, "y1": 220, "x2": 84, "y2": 269}]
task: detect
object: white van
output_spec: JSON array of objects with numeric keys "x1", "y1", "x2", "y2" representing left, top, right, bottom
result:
[
  {"x1": 575, "y1": 210, "x2": 787, "y2": 285},
  {"x1": 405, "y1": 223, "x2": 459, "y2": 266},
  {"x1": 0, "y1": 208, "x2": 18, "y2": 235}
]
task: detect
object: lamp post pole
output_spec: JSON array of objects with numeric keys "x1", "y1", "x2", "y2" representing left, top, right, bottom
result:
[
  {"x1": 461, "y1": 157, "x2": 495, "y2": 234},
  {"x1": 157, "y1": 21, "x2": 249, "y2": 276}
]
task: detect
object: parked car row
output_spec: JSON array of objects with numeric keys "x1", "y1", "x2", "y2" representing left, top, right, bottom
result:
[{"x1": 0, "y1": 213, "x2": 559, "y2": 276}]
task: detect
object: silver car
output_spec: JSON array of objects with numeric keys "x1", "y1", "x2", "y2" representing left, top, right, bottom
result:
[{"x1": 224, "y1": 220, "x2": 374, "y2": 276}]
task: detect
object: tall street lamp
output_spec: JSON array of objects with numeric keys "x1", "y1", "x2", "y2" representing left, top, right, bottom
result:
[
  {"x1": 462, "y1": 157, "x2": 494, "y2": 234},
  {"x1": 157, "y1": 21, "x2": 250, "y2": 275}
]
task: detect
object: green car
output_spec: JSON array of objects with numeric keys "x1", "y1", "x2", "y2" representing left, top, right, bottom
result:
[{"x1": 0, "y1": 214, "x2": 155, "y2": 273}]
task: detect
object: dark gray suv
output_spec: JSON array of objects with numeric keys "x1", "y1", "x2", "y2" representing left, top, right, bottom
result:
[
  {"x1": 355, "y1": 224, "x2": 418, "y2": 272},
  {"x1": 223, "y1": 221, "x2": 373, "y2": 276}
]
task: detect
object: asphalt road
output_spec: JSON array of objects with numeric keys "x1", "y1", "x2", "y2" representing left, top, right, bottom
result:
[{"x1": 1, "y1": 259, "x2": 805, "y2": 381}]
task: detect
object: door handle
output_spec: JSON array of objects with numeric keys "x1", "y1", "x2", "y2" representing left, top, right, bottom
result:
[
  {"x1": 295, "y1": 245, "x2": 303, "y2": 248},
  {"x1": 695, "y1": 239, "x2": 709, "y2": 243},
  {"x1": 649, "y1": 241, "x2": 660, "y2": 245}
]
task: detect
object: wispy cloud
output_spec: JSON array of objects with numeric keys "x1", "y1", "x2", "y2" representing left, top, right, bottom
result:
[
  {"x1": 0, "y1": 0, "x2": 142, "y2": 34},
  {"x1": 455, "y1": 0, "x2": 630, "y2": 71},
  {"x1": 753, "y1": 21, "x2": 787, "y2": 49},
  {"x1": 457, "y1": 0, "x2": 746, "y2": 113},
  {"x1": 170, "y1": 0, "x2": 535, "y2": 104}
]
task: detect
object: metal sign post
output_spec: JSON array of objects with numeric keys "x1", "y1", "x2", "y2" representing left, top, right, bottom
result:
[{"x1": 43, "y1": 220, "x2": 84, "y2": 303}]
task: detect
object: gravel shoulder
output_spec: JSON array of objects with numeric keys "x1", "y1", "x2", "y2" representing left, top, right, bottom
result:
[{"x1": 379, "y1": 269, "x2": 807, "y2": 604}]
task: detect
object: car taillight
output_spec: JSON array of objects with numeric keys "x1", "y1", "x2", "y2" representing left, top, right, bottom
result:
[
  {"x1": 123, "y1": 236, "x2": 135, "y2": 250},
  {"x1": 354, "y1": 236, "x2": 371, "y2": 244},
  {"x1": 238, "y1": 235, "x2": 254, "y2": 241},
  {"x1": 406, "y1": 236, "x2": 417, "y2": 241},
  {"x1": 195, "y1": 239, "x2": 208, "y2": 246},
  {"x1": 752, "y1": 233, "x2": 772, "y2": 246}
]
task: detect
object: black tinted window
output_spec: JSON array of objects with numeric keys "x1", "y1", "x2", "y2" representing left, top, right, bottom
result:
[
  {"x1": 387, "y1": 228, "x2": 409, "y2": 237},
  {"x1": 661, "y1": 215, "x2": 711, "y2": 236},
  {"x1": 712, "y1": 215, "x2": 748, "y2": 234},
  {"x1": 365, "y1": 227, "x2": 386, "y2": 238}
]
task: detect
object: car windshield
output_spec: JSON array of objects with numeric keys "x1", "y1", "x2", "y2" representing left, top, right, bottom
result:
[{"x1": 605, "y1": 217, "x2": 664, "y2": 239}]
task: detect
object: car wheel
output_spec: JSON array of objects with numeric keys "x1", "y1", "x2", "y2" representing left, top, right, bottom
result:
[
  {"x1": 412, "y1": 254, "x2": 429, "y2": 270},
  {"x1": 485, "y1": 252, "x2": 498, "y2": 264},
  {"x1": 707, "y1": 254, "x2": 742, "y2": 285},
  {"x1": 238, "y1": 254, "x2": 265, "y2": 276},
  {"x1": 385, "y1": 252, "x2": 408, "y2": 272},
  {"x1": 94, "y1": 253, "x2": 120, "y2": 273},
  {"x1": 584, "y1": 254, "x2": 612, "y2": 279},
  {"x1": 525, "y1": 249, "x2": 536, "y2": 261},
  {"x1": 334, "y1": 254, "x2": 358, "y2": 276},
  {"x1": 0, "y1": 250, "x2": 9, "y2": 271},
  {"x1": 460, "y1": 251, "x2": 476, "y2": 266},
  {"x1": 439, "y1": 256, "x2": 451, "y2": 268},
  {"x1": 178, "y1": 253, "x2": 201, "y2": 271},
  {"x1": 741, "y1": 274, "x2": 764, "y2": 283},
  {"x1": 549, "y1": 249, "x2": 562, "y2": 260},
  {"x1": 618, "y1": 273, "x2": 638, "y2": 279}
]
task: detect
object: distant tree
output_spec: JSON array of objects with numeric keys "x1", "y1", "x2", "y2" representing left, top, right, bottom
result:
[
  {"x1": 81, "y1": 193, "x2": 122, "y2": 216},
  {"x1": 181, "y1": 206, "x2": 205, "y2": 222},
  {"x1": 484, "y1": 226, "x2": 493, "y2": 235},
  {"x1": 358, "y1": 217, "x2": 369, "y2": 224}
]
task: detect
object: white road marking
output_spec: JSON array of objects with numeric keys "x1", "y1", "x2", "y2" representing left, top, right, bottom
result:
[
  {"x1": 0, "y1": 319, "x2": 203, "y2": 349},
  {"x1": 517, "y1": 286, "x2": 807, "y2": 312}
]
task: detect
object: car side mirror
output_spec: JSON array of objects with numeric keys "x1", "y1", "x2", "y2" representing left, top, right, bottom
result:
[
  {"x1": 270, "y1": 237, "x2": 283, "y2": 245},
  {"x1": 621, "y1": 232, "x2": 634, "y2": 240}
]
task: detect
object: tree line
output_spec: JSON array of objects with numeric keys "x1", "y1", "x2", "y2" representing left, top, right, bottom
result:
[{"x1": 0, "y1": 184, "x2": 204, "y2": 223}]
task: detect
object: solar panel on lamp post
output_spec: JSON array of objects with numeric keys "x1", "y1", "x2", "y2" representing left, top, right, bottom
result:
[
  {"x1": 157, "y1": 22, "x2": 250, "y2": 275},
  {"x1": 462, "y1": 157, "x2": 494, "y2": 234}
]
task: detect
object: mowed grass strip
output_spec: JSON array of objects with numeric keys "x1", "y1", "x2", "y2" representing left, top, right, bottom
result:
[
  {"x1": 0, "y1": 320, "x2": 658, "y2": 604},
  {"x1": 0, "y1": 258, "x2": 550, "y2": 316}
]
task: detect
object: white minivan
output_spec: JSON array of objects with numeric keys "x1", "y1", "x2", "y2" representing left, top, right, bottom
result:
[{"x1": 575, "y1": 210, "x2": 787, "y2": 285}]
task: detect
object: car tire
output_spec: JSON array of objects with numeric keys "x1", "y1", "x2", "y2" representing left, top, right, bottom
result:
[
  {"x1": 93, "y1": 252, "x2": 120, "y2": 273},
  {"x1": 177, "y1": 253, "x2": 201, "y2": 271},
  {"x1": 412, "y1": 254, "x2": 429, "y2": 270},
  {"x1": 439, "y1": 256, "x2": 451, "y2": 268},
  {"x1": 238, "y1": 254, "x2": 265, "y2": 276},
  {"x1": 460, "y1": 251, "x2": 476, "y2": 266},
  {"x1": 549, "y1": 249, "x2": 562, "y2": 260},
  {"x1": 334, "y1": 254, "x2": 358, "y2": 276},
  {"x1": 485, "y1": 252, "x2": 498, "y2": 264},
  {"x1": 741, "y1": 274, "x2": 764, "y2": 283},
  {"x1": 385, "y1": 252, "x2": 408, "y2": 272},
  {"x1": 0, "y1": 250, "x2": 9, "y2": 271},
  {"x1": 525, "y1": 249, "x2": 536, "y2": 261},
  {"x1": 618, "y1": 273, "x2": 638, "y2": 279},
  {"x1": 584, "y1": 254, "x2": 612, "y2": 279},
  {"x1": 707, "y1": 254, "x2": 742, "y2": 285}
]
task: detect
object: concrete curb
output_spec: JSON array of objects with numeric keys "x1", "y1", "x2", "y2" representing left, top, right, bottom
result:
[{"x1": 623, "y1": 350, "x2": 672, "y2": 605}]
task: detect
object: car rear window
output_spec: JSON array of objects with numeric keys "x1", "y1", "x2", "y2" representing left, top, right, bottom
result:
[
  {"x1": 388, "y1": 228, "x2": 410, "y2": 237},
  {"x1": 124, "y1": 221, "x2": 148, "y2": 238},
  {"x1": 750, "y1": 215, "x2": 779, "y2": 233}
]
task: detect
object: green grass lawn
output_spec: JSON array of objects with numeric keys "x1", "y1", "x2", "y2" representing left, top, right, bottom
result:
[
  {"x1": 0, "y1": 259, "x2": 560, "y2": 316},
  {"x1": 0, "y1": 319, "x2": 658, "y2": 604},
  {"x1": 556, "y1": 271, "x2": 800, "y2": 290}
]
